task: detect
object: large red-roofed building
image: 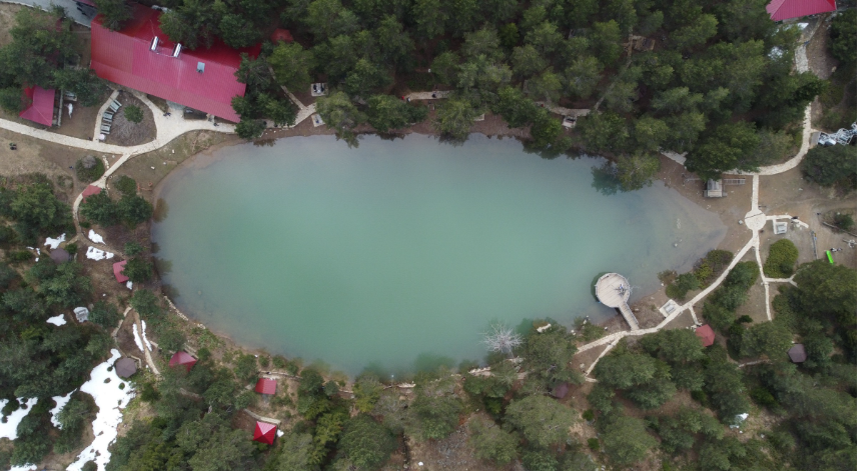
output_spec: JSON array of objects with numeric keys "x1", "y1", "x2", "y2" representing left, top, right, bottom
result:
[
  {"x1": 90, "y1": 4, "x2": 259, "y2": 122},
  {"x1": 767, "y1": 0, "x2": 836, "y2": 21},
  {"x1": 20, "y1": 86, "x2": 55, "y2": 126}
]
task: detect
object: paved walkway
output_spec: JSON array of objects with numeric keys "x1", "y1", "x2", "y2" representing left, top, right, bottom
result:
[{"x1": 2, "y1": 0, "x2": 95, "y2": 26}]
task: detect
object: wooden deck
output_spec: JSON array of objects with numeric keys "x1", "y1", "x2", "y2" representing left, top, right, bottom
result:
[{"x1": 594, "y1": 273, "x2": 640, "y2": 330}]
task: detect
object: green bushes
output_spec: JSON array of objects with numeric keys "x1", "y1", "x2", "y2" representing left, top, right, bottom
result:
[
  {"x1": 764, "y1": 239, "x2": 798, "y2": 278},
  {"x1": 664, "y1": 250, "x2": 733, "y2": 300},
  {"x1": 74, "y1": 156, "x2": 105, "y2": 183},
  {"x1": 80, "y1": 192, "x2": 154, "y2": 228}
]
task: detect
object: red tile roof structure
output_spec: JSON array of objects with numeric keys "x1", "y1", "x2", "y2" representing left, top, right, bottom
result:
[
  {"x1": 169, "y1": 351, "x2": 198, "y2": 371},
  {"x1": 81, "y1": 185, "x2": 102, "y2": 202},
  {"x1": 113, "y1": 260, "x2": 129, "y2": 283},
  {"x1": 271, "y1": 29, "x2": 293, "y2": 43},
  {"x1": 766, "y1": 0, "x2": 836, "y2": 21},
  {"x1": 90, "y1": 4, "x2": 260, "y2": 122},
  {"x1": 695, "y1": 324, "x2": 716, "y2": 347},
  {"x1": 255, "y1": 378, "x2": 277, "y2": 395},
  {"x1": 253, "y1": 421, "x2": 277, "y2": 444},
  {"x1": 19, "y1": 86, "x2": 55, "y2": 126}
]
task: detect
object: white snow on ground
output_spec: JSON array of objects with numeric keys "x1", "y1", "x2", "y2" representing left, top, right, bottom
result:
[
  {"x1": 88, "y1": 230, "x2": 105, "y2": 244},
  {"x1": 50, "y1": 391, "x2": 75, "y2": 428},
  {"x1": 66, "y1": 349, "x2": 135, "y2": 471},
  {"x1": 0, "y1": 398, "x2": 38, "y2": 440},
  {"x1": 126, "y1": 281, "x2": 133, "y2": 290},
  {"x1": 44, "y1": 233, "x2": 66, "y2": 249},
  {"x1": 132, "y1": 324, "x2": 145, "y2": 352},
  {"x1": 85, "y1": 246, "x2": 114, "y2": 260},
  {"x1": 46, "y1": 314, "x2": 67, "y2": 326},
  {"x1": 140, "y1": 320, "x2": 152, "y2": 351},
  {"x1": 9, "y1": 465, "x2": 37, "y2": 471}
]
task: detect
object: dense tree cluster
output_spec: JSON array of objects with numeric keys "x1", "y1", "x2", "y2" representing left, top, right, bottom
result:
[
  {"x1": 0, "y1": 176, "x2": 113, "y2": 469},
  {"x1": 0, "y1": 8, "x2": 107, "y2": 113},
  {"x1": 134, "y1": 0, "x2": 816, "y2": 181}
]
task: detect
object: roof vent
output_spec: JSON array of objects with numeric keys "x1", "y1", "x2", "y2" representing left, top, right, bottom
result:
[
  {"x1": 172, "y1": 43, "x2": 182, "y2": 57},
  {"x1": 150, "y1": 36, "x2": 159, "y2": 51},
  {"x1": 197, "y1": 62, "x2": 205, "y2": 73}
]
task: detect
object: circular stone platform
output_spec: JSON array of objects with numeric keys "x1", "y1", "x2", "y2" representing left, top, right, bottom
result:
[{"x1": 594, "y1": 273, "x2": 631, "y2": 308}]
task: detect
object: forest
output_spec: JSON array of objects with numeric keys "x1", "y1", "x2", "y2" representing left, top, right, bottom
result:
[{"x1": 87, "y1": 0, "x2": 844, "y2": 187}]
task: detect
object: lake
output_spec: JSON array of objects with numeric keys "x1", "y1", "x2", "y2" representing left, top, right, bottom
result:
[{"x1": 152, "y1": 134, "x2": 725, "y2": 374}]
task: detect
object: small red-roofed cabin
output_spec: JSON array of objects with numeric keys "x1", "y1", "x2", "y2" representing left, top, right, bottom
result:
[
  {"x1": 255, "y1": 378, "x2": 277, "y2": 395},
  {"x1": 81, "y1": 185, "x2": 102, "y2": 202},
  {"x1": 270, "y1": 29, "x2": 293, "y2": 43},
  {"x1": 113, "y1": 260, "x2": 129, "y2": 283},
  {"x1": 695, "y1": 324, "x2": 715, "y2": 347},
  {"x1": 169, "y1": 351, "x2": 197, "y2": 371},
  {"x1": 766, "y1": 0, "x2": 836, "y2": 21},
  {"x1": 90, "y1": 3, "x2": 260, "y2": 122},
  {"x1": 20, "y1": 86, "x2": 56, "y2": 126},
  {"x1": 253, "y1": 421, "x2": 277, "y2": 444}
]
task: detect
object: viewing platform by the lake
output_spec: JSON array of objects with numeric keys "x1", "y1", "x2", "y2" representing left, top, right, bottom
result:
[{"x1": 594, "y1": 273, "x2": 640, "y2": 330}]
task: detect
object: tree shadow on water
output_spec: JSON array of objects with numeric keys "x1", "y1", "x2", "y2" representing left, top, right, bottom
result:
[
  {"x1": 590, "y1": 163, "x2": 621, "y2": 196},
  {"x1": 153, "y1": 198, "x2": 169, "y2": 222}
]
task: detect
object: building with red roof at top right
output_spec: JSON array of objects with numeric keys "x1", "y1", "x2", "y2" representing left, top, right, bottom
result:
[{"x1": 766, "y1": 0, "x2": 836, "y2": 21}]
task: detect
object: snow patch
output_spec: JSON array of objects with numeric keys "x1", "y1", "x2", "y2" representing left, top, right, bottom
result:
[
  {"x1": 88, "y1": 230, "x2": 105, "y2": 244},
  {"x1": 277, "y1": 429, "x2": 284, "y2": 437},
  {"x1": 0, "y1": 397, "x2": 38, "y2": 440},
  {"x1": 9, "y1": 465, "x2": 37, "y2": 471},
  {"x1": 132, "y1": 324, "x2": 145, "y2": 352},
  {"x1": 126, "y1": 280, "x2": 133, "y2": 290},
  {"x1": 141, "y1": 320, "x2": 152, "y2": 351},
  {"x1": 50, "y1": 391, "x2": 75, "y2": 429},
  {"x1": 47, "y1": 314, "x2": 67, "y2": 326},
  {"x1": 44, "y1": 233, "x2": 66, "y2": 249},
  {"x1": 66, "y1": 349, "x2": 135, "y2": 471},
  {"x1": 86, "y1": 246, "x2": 114, "y2": 261}
]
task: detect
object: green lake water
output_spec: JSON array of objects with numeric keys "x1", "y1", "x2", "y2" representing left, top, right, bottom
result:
[{"x1": 152, "y1": 134, "x2": 725, "y2": 374}]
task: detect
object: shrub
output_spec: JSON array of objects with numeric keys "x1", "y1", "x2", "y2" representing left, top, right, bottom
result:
[
  {"x1": 124, "y1": 105, "x2": 143, "y2": 124},
  {"x1": 113, "y1": 175, "x2": 137, "y2": 197},
  {"x1": 122, "y1": 257, "x2": 153, "y2": 282},
  {"x1": 272, "y1": 355, "x2": 287, "y2": 369},
  {"x1": 124, "y1": 241, "x2": 143, "y2": 256},
  {"x1": 75, "y1": 156, "x2": 105, "y2": 183},
  {"x1": 833, "y1": 213, "x2": 854, "y2": 232},
  {"x1": 588, "y1": 437, "x2": 601, "y2": 451},
  {"x1": 763, "y1": 239, "x2": 798, "y2": 278},
  {"x1": 90, "y1": 300, "x2": 122, "y2": 329}
]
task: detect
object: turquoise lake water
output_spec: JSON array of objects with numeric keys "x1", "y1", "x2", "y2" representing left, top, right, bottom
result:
[{"x1": 151, "y1": 134, "x2": 725, "y2": 374}]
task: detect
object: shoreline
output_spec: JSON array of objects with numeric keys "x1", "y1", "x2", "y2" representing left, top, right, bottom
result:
[{"x1": 143, "y1": 129, "x2": 743, "y2": 374}]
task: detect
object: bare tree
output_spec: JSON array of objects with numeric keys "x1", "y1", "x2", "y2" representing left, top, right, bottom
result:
[{"x1": 482, "y1": 323, "x2": 522, "y2": 356}]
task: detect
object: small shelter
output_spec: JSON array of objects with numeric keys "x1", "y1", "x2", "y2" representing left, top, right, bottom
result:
[
  {"x1": 788, "y1": 344, "x2": 807, "y2": 363},
  {"x1": 766, "y1": 0, "x2": 836, "y2": 21},
  {"x1": 74, "y1": 306, "x2": 90, "y2": 322},
  {"x1": 551, "y1": 383, "x2": 570, "y2": 399},
  {"x1": 113, "y1": 260, "x2": 129, "y2": 283},
  {"x1": 695, "y1": 324, "x2": 715, "y2": 347},
  {"x1": 253, "y1": 421, "x2": 277, "y2": 445},
  {"x1": 270, "y1": 29, "x2": 293, "y2": 43},
  {"x1": 115, "y1": 357, "x2": 138, "y2": 377},
  {"x1": 19, "y1": 86, "x2": 56, "y2": 126},
  {"x1": 50, "y1": 247, "x2": 71, "y2": 264},
  {"x1": 169, "y1": 351, "x2": 197, "y2": 371},
  {"x1": 81, "y1": 185, "x2": 102, "y2": 202},
  {"x1": 704, "y1": 179, "x2": 724, "y2": 198},
  {"x1": 255, "y1": 378, "x2": 277, "y2": 395}
]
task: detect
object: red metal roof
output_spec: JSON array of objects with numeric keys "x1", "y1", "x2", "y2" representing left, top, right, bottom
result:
[
  {"x1": 767, "y1": 0, "x2": 836, "y2": 21},
  {"x1": 255, "y1": 378, "x2": 277, "y2": 395},
  {"x1": 81, "y1": 185, "x2": 102, "y2": 202},
  {"x1": 695, "y1": 324, "x2": 715, "y2": 347},
  {"x1": 271, "y1": 29, "x2": 293, "y2": 43},
  {"x1": 253, "y1": 421, "x2": 277, "y2": 444},
  {"x1": 169, "y1": 351, "x2": 197, "y2": 371},
  {"x1": 113, "y1": 260, "x2": 129, "y2": 283},
  {"x1": 90, "y1": 4, "x2": 260, "y2": 122},
  {"x1": 19, "y1": 86, "x2": 55, "y2": 126}
]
